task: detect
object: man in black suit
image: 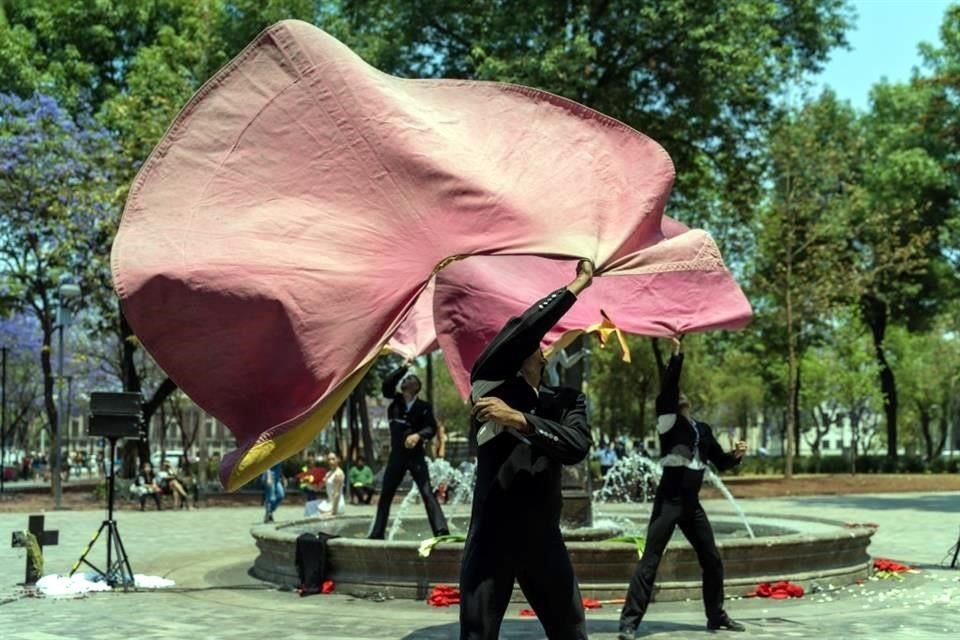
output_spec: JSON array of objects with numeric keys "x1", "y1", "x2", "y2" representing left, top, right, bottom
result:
[
  {"x1": 617, "y1": 337, "x2": 747, "y2": 638},
  {"x1": 368, "y1": 365, "x2": 449, "y2": 539},
  {"x1": 459, "y1": 260, "x2": 594, "y2": 640}
]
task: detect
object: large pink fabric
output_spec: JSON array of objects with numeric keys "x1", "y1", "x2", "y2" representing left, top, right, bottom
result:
[
  {"x1": 432, "y1": 221, "x2": 750, "y2": 398},
  {"x1": 111, "y1": 20, "x2": 750, "y2": 489}
]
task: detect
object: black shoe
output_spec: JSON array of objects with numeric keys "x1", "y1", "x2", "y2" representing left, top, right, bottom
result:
[
  {"x1": 435, "y1": 528, "x2": 450, "y2": 537},
  {"x1": 707, "y1": 614, "x2": 745, "y2": 632},
  {"x1": 616, "y1": 630, "x2": 636, "y2": 640}
]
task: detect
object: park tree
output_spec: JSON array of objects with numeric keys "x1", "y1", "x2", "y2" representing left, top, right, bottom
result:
[
  {"x1": 0, "y1": 0, "x2": 320, "y2": 468},
  {"x1": 799, "y1": 310, "x2": 881, "y2": 472},
  {"x1": 0, "y1": 313, "x2": 44, "y2": 455},
  {"x1": 848, "y1": 76, "x2": 955, "y2": 461},
  {"x1": 887, "y1": 322, "x2": 960, "y2": 462},
  {"x1": 695, "y1": 341, "x2": 764, "y2": 444},
  {"x1": 586, "y1": 334, "x2": 659, "y2": 441},
  {"x1": 843, "y1": 6, "x2": 960, "y2": 461},
  {"x1": 752, "y1": 92, "x2": 861, "y2": 478},
  {"x1": 0, "y1": 92, "x2": 118, "y2": 502},
  {"x1": 333, "y1": 0, "x2": 852, "y2": 253},
  {"x1": 0, "y1": 1, "x2": 865, "y2": 476}
]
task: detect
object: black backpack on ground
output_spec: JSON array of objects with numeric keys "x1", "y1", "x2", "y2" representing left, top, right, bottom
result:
[{"x1": 294, "y1": 531, "x2": 337, "y2": 596}]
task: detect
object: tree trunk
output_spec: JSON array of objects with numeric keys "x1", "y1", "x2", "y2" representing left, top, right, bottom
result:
[
  {"x1": 650, "y1": 338, "x2": 666, "y2": 386},
  {"x1": 793, "y1": 361, "x2": 803, "y2": 459},
  {"x1": 347, "y1": 389, "x2": 360, "y2": 464},
  {"x1": 41, "y1": 324, "x2": 61, "y2": 503},
  {"x1": 197, "y1": 408, "x2": 208, "y2": 490},
  {"x1": 426, "y1": 351, "x2": 434, "y2": 405},
  {"x1": 637, "y1": 377, "x2": 649, "y2": 441},
  {"x1": 121, "y1": 309, "x2": 178, "y2": 468},
  {"x1": 935, "y1": 391, "x2": 949, "y2": 459},
  {"x1": 333, "y1": 406, "x2": 345, "y2": 460},
  {"x1": 358, "y1": 378, "x2": 375, "y2": 464},
  {"x1": 159, "y1": 402, "x2": 167, "y2": 462},
  {"x1": 861, "y1": 296, "x2": 898, "y2": 460},
  {"x1": 918, "y1": 402, "x2": 934, "y2": 462},
  {"x1": 785, "y1": 275, "x2": 796, "y2": 479},
  {"x1": 850, "y1": 411, "x2": 860, "y2": 475}
]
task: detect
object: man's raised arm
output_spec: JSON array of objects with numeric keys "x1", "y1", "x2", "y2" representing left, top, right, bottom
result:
[
  {"x1": 655, "y1": 337, "x2": 683, "y2": 434},
  {"x1": 471, "y1": 260, "x2": 594, "y2": 384},
  {"x1": 381, "y1": 364, "x2": 408, "y2": 400}
]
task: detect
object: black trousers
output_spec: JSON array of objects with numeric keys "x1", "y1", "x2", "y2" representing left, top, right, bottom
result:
[
  {"x1": 351, "y1": 485, "x2": 374, "y2": 504},
  {"x1": 620, "y1": 493, "x2": 725, "y2": 631},
  {"x1": 460, "y1": 524, "x2": 587, "y2": 640},
  {"x1": 369, "y1": 452, "x2": 448, "y2": 538},
  {"x1": 139, "y1": 491, "x2": 161, "y2": 510}
]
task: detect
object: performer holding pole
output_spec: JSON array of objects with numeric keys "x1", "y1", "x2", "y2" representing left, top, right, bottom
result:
[
  {"x1": 368, "y1": 364, "x2": 449, "y2": 539},
  {"x1": 618, "y1": 337, "x2": 747, "y2": 639},
  {"x1": 459, "y1": 260, "x2": 594, "y2": 640}
]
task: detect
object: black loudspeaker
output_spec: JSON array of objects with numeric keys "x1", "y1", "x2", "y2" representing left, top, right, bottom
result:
[{"x1": 88, "y1": 392, "x2": 143, "y2": 438}]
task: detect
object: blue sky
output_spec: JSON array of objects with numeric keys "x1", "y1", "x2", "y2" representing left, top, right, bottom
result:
[{"x1": 812, "y1": 0, "x2": 953, "y2": 109}]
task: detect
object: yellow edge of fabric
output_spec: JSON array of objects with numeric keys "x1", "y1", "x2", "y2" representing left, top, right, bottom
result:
[
  {"x1": 226, "y1": 348, "x2": 389, "y2": 491},
  {"x1": 544, "y1": 312, "x2": 632, "y2": 363}
]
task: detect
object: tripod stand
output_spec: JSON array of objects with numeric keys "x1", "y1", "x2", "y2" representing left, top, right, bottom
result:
[
  {"x1": 70, "y1": 436, "x2": 135, "y2": 588},
  {"x1": 952, "y1": 526, "x2": 960, "y2": 569}
]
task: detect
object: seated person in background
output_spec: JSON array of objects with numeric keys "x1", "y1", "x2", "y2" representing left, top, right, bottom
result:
[
  {"x1": 319, "y1": 452, "x2": 346, "y2": 517},
  {"x1": 176, "y1": 455, "x2": 201, "y2": 509},
  {"x1": 157, "y1": 460, "x2": 190, "y2": 509},
  {"x1": 132, "y1": 462, "x2": 162, "y2": 511},
  {"x1": 298, "y1": 455, "x2": 327, "y2": 517},
  {"x1": 349, "y1": 456, "x2": 375, "y2": 505}
]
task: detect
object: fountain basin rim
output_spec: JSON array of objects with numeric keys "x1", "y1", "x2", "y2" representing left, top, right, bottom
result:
[{"x1": 251, "y1": 510, "x2": 876, "y2": 549}]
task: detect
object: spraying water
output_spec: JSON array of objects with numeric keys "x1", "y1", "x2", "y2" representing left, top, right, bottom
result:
[
  {"x1": 386, "y1": 458, "x2": 475, "y2": 540},
  {"x1": 704, "y1": 468, "x2": 755, "y2": 538},
  {"x1": 384, "y1": 451, "x2": 754, "y2": 539},
  {"x1": 592, "y1": 452, "x2": 755, "y2": 539}
]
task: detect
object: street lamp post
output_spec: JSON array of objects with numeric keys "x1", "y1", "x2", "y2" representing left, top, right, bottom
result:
[{"x1": 52, "y1": 276, "x2": 81, "y2": 510}]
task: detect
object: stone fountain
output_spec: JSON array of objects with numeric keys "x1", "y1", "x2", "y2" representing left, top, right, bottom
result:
[{"x1": 251, "y1": 455, "x2": 875, "y2": 601}]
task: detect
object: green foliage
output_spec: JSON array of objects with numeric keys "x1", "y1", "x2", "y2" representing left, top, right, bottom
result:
[
  {"x1": 0, "y1": 0, "x2": 955, "y2": 471},
  {"x1": 587, "y1": 334, "x2": 658, "y2": 439},
  {"x1": 433, "y1": 351, "x2": 472, "y2": 436},
  {"x1": 886, "y1": 323, "x2": 960, "y2": 460},
  {"x1": 335, "y1": 0, "x2": 853, "y2": 253}
]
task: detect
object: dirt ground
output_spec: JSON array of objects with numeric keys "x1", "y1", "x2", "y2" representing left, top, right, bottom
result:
[
  {"x1": 703, "y1": 473, "x2": 960, "y2": 500},
  {"x1": 0, "y1": 482, "x2": 264, "y2": 513},
  {"x1": 2, "y1": 473, "x2": 958, "y2": 512}
]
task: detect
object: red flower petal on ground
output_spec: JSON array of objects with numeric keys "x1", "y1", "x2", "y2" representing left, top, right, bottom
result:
[
  {"x1": 746, "y1": 580, "x2": 803, "y2": 599},
  {"x1": 873, "y1": 558, "x2": 910, "y2": 573},
  {"x1": 427, "y1": 584, "x2": 461, "y2": 607},
  {"x1": 321, "y1": 579, "x2": 335, "y2": 593},
  {"x1": 581, "y1": 597, "x2": 602, "y2": 609},
  {"x1": 519, "y1": 608, "x2": 537, "y2": 617}
]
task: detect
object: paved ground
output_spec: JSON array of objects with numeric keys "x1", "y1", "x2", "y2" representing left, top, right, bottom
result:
[{"x1": 1, "y1": 492, "x2": 958, "y2": 639}]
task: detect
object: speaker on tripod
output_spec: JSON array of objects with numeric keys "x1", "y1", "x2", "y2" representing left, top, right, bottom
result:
[{"x1": 70, "y1": 392, "x2": 142, "y2": 588}]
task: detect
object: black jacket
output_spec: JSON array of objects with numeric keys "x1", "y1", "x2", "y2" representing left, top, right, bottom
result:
[
  {"x1": 468, "y1": 288, "x2": 592, "y2": 530},
  {"x1": 656, "y1": 353, "x2": 739, "y2": 496},
  {"x1": 382, "y1": 365, "x2": 436, "y2": 456}
]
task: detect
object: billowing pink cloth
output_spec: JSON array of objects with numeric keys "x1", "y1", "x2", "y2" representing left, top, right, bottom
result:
[
  {"x1": 386, "y1": 280, "x2": 439, "y2": 360},
  {"x1": 433, "y1": 221, "x2": 750, "y2": 398},
  {"x1": 111, "y1": 20, "x2": 750, "y2": 490}
]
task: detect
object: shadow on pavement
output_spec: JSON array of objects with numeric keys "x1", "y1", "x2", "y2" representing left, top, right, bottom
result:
[
  {"x1": 400, "y1": 619, "x2": 706, "y2": 638},
  {"x1": 779, "y1": 493, "x2": 960, "y2": 513}
]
